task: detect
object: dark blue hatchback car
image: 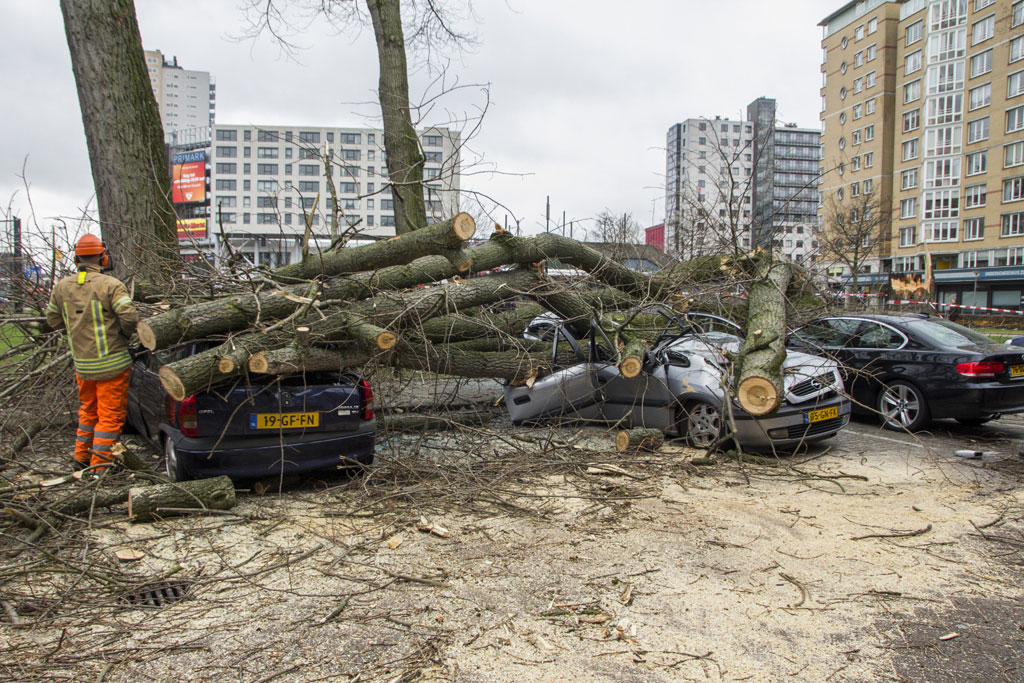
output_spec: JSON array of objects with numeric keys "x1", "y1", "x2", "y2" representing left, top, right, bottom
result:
[{"x1": 126, "y1": 343, "x2": 375, "y2": 481}]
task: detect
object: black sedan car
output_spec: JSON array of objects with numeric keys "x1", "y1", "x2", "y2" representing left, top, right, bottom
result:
[
  {"x1": 126, "y1": 342, "x2": 376, "y2": 481},
  {"x1": 788, "y1": 313, "x2": 1024, "y2": 431}
]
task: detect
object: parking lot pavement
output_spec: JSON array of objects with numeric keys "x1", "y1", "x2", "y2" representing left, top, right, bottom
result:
[{"x1": 838, "y1": 412, "x2": 1024, "y2": 462}]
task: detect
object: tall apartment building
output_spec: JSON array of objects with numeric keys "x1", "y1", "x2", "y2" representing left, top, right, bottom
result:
[
  {"x1": 192, "y1": 123, "x2": 461, "y2": 267},
  {"x1": 664, "y1": 98, "x2": 821, "y2": 262},
  {"x1": 820, "y1": 0, "x2": 1024, "y2": 308},
  {"x1": 144, "y1": 49, "x2": 216, "y2": 140}
]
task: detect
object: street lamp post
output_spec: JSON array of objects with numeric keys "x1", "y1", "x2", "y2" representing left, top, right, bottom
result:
[{"x1": 972, "y1": 270, "x2": 981, "y2": 326}]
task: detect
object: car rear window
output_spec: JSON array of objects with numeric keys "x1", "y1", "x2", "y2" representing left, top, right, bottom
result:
[{"x1": 902, "y1": 319, "x2": 995, "y2": 347}]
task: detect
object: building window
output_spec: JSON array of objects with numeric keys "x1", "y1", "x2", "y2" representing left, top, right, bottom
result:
[
  {"x1": 867, "y1": 43, "x2": 877, "y2": 60},
  {"x1": 256, "y1": 163, "x2": 278, "y2": 175},
  {"x1": 864, "y1": 152, "x2": 874, "y2": 167},
  {"x1": 926, "y1": 125, "x2": 962, "y2": 155},
  {"x1": 964, "y1": 217, "x2": 984, "y2": 240},
  {"x1": 902, "y1": 138, "x2": 920, "y2": 161},
  {"x1": 839, "y1": 136, "x2": 847, "y2": 150},
  {"x1": 1002, "y1": 211, "x2": 1024, "y2": 236},
  {"x1": 1010, "y1": 70, "x2": 1024, "y2": 98},
  {"x1": 853, "y1": 104, "x2": 863, "y2": 119},
  {"x1": 217, "y1": 196, "x2": 237, "y2": 207},
  {"x1": 425, "y1": 151, "x2": 443, "y2": 163},
  {"x1": 216, "y1": 129, "x2": 237, "y2": 141},
  {"x1": 855, "y1": 50, "x2": 864, "y2": 67},
  {"x1": 1004, "y1": 177, "x2": 1024, "y2": 203},
  {"x1": 864, "y1": 124, "x2": 874, "y2": 141},
  {"x1": 925, "y1": 221, "x2": 958, "y2": 242},
  {"x1": 256, "y1": 180, "x2": 276, "y2": 192},
  {"x1": 256, "y1": 213, "x2": 276, "y2": 225},
  {"x1": 215, "y1": 146, "x2": 237, "y2": 158},
  {"x1": 852, "y1": 155, "x2": 861, "y2": 171},
  {"x1": 866, "y1": 70, "x2": 876, "y2": 88},
  {"x1": 969, "y1": 83, "x2": 991, "y2": 110},
  {"x1": 853, "y1": 130, "x2": 862, "y2": 145},
  {"x1": 901, "y1": 197, "x2": 918, "y2": 218},
  {"x1": 867, "y1": 17, "x2": 877, "y2": 33},
  {"x1": 924, "y1": 189, "x2": 960, "y2": 219},
  {"x1": 927, "y1": 61, "x2": 965, "y2": 95},
  {"x1": 854, "y1": 77, "x2": 863, "y2": 93},
  {"x1": 424, "y1": 168, "x2": 441, "y2": 180},
  {"x1": 297, "y1": 181, "x2": 318, "y2": 193},
  {"x1": 298, "y1": 131, "x2": 320, "y2": 144},
  {"x1": 972, "y1": 15, "x2": 994, "y2": 45},
  {"x1": 1015, "y1": 0, "x2": 1024, "y2": 27},
  {"x1": 380, "y1": 215, "x2": 396, "y2": 227},
  {"x1": 219, "y1": 213, "x2": 236, "y2": 224},
  {"x1": 1007, "y1": 141, "x2": 1024, "y2": 168},
  {"x1": 256, "y1": 131, "x2": 277, "y2": 142},
  {"x1": 965, "y1": 183, "x2": 987, "y2": 208},
  {"x1": 1008, "y1": 104, "x2": 1024, "y2": 133},
  {"x1": 907, "y1": 20, "x2": 923, "y2": 45},
  {"x1": 298, "y1": 164, "x2": 318, "y2": 176},
  {"x1": 970, "y1": 50, "x2": 993, "y2": 79},
  {"x1": 216, "y1": 163, "x2": 236, "y2": 174},
  {"x1": 215, "y1": 179, "x2": 236, "y2": 191},
  {"x1": 968, "y1": 116, "x2": 990, "y2": 143},
  {"x1": 904, "y1": 79, "x2": 922, "y2": 103},
  {"x1": 422, "y1": 135, "x2": 443, "y2": 147},
  {"x1": 342, "y1": 149, "x2": 361, "y2": 161},
  {"x1": 966, "y1": 150, "x2": 988, "y2": 175},
  {"x1": 928, "y1": 28, "x2": 966, "y2": 63},
  {"x1": 903, "y1": 109, "x2": 920, "y2": 132},
  {"x1": 902, "y1": 168, "x2": 919, "y2": 190},
  {"x1": 855, "y1": 24, "x2": 865, "y2": 41},
  {"x1": 926, "y1": 94, "x2": 963, "y2": 125},
  {"x1": 257, "y1": 147, "x2": 279, "y2": 159},
  {"x1": 243, "y1": 163, "x2": 251, "y2": 174},
  {"x1": 906, "y1": 50, "x2": 923, "y2": 75},
  {"x1": 900, "y1": 226, "x2": 917, "y2": 247},
  {"x1": 866, "y1": 98, "x2": 876, "y2": 114},
  {"x1": 926, "y1": 158, "x2": 961, "y2": 188}
]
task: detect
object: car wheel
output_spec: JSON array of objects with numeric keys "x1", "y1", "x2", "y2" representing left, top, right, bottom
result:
[
  {"x1": 956, "y1": 416, "x2": 994, "y2": 426},
  {"x1": 680, "y1": 401, "x2": 723, "y2": 448},
  {"x1": 876, "y1": 381, "x2": 930, "y2": 432},
  {"x1": 164, "y1": 436, "x2": 189, "y2": 482}
]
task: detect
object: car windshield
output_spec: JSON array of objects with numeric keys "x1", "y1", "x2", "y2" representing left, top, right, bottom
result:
[{"x1": 902, "y1": 319, "x2": 995, "y2": 347}]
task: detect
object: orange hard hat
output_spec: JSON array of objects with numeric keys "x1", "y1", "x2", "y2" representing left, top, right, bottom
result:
[{"x1": 75, "y1": 234, "x2": 105, "y2": 256}]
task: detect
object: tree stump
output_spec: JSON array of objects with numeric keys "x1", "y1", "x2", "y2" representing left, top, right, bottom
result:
[
  {"x1": 128, "y1": 475, "x2": 236, "y2": 522},
  {"x1": 616, "y1": 428, "x2": 665, "y2": 452}
]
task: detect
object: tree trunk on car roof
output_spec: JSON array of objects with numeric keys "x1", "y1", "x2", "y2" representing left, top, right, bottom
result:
[
  {"x1": 734, "y1": 259, "x2": 792, "y2": 417},
  {"x1": 60, "y1": 0, "x2": 179, "y2": 286}
]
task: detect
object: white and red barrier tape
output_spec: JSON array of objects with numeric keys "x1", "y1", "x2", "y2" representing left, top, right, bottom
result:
[{"x1": 690, "y1": 290, "x2": 1024, "y2": 315}]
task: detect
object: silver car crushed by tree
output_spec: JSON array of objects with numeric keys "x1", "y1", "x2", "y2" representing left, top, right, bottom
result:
[{"x1": 505, "y1": 310, "x2": 851, "y2": 451}]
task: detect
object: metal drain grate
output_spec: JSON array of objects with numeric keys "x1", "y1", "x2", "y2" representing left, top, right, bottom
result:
[{"x1": 123, "y1": 580, "x2": 191, "y2": 607}]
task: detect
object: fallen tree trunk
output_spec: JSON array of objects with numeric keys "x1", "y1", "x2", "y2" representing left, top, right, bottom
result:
[
  {"x1": 159, "y1": 269, "x2": 547, "y2": 399},
  {"x1": 272, "y1": 212, "x2": 476, "y2": 282},
  {"x1": 128, "y1": 475, "x2": 236, "y2": 522},
  {"x1": 616, "y1": 427, "x2": 664, "y2": 452},
  {"x1": 734, "y1": 259, "x2": 792, "y2": 416},
  {"x1": 137, "y1": 214, "x2": 476, "y2": 350},
  {"x1": 139, "y1": 230, "x2": 721, "y2": 352}
]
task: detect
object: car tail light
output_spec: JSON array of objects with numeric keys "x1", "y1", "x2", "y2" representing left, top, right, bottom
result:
[
  {"x1": 956, "y1": 361, "x2": 1005, "y2": 378},
  {"x1": 359, "y1": 379, "x2": 374, "y2": 420},
  {"x1": 178, "y1": 395, "x2": 199, "y2": 437}
]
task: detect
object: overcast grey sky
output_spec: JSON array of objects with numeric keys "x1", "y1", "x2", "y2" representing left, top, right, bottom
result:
[{"x1": 0, "y1": 1, "x2": 829, "y2": 240}]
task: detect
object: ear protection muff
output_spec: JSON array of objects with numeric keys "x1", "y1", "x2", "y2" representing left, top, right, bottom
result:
[{"x1": 99, "y1": 241, "x2": 110, "y2": 269}]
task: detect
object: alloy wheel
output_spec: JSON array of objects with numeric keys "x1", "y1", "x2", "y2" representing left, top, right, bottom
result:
[
  {"x1": 686, "y1": 402, "x2": 722, "y2": 448},
  {"x1": 878, "y1": 383, "x2": 925, "y2": 431}
]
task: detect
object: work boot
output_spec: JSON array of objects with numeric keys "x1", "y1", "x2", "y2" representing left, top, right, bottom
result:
[{"x1": 72, "y1": 459, "x2": 89, "y2": 471}]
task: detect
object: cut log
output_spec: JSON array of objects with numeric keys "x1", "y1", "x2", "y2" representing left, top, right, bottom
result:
[
  {"x1": 615, "y1": 428, "x2": 665, "y2": 452},
  {"x1": 0, "y1": 422, "x2": 43, "y2": 461},
  {"x1": 734, "y1": 259, "x2": 792, "y2": 417},
  {"x1": 110, "y1": 442, "x2": 152, "y2": 472},
  {"x1": 128, "y1": 475, "x2": 236, "y2": 522},
  {"x1": 272, "y1": 212, "x2": 476, "y2": 282}
]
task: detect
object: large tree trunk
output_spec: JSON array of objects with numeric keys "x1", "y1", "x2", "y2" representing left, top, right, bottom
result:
[
  {"x1": 137, "y1": 215, "x2": 476, "y2": 350},
  {"x1": 365, "y1": 0, "x2": 427, "y2": 235},
  {"x1": 60, "y1": 0, "x2": 179, "y2": 285},
  {"x1": 128, "y1": 475, "x2": 236, "y2": 522},
  {"x1": 734, "y1": 259, "x2": 792, "y2": 416}
]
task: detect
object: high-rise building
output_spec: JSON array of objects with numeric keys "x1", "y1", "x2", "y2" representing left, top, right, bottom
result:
[
  {"x1": 819, "y1": 0, "x2": 1024, "y2": 308},
  {"x1": 190, "y1": 123, "x2": 461, "y2": 267},
  {"x1": 664, "y1": 99, "x2": 821, "y2": 262},
  {"x1": 144, "y1": 49, "x2": 215, "y2": 140}
]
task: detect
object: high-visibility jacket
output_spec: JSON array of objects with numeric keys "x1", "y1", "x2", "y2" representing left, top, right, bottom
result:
[{"x1": 46, "y1": 264, "x2": 139, "y2": 380}]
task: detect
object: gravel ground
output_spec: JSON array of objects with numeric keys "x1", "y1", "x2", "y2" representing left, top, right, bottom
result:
[{"x1": 2, "y1": 406, "x2": 1023, "y2": 682}]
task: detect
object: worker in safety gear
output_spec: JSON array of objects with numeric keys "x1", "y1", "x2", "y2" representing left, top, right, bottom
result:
[{"x1": 45, "y1": 235, "x2": 138, "y2": 470}]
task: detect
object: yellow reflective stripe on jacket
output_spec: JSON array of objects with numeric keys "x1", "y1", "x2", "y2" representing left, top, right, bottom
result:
[
  {"x1": 91, "y1": 300, "x2": 109, "y2": 356},
  {"x1": 62, "y1": 302, "x2": 74, "y2": 356},
  {"x1": 113, "y1": 296, "x2": 132, "y2": 312},
  {"x1": 73, "y1": 350, "x2": 131, "y2": 373},
  {"x1": 46, "y1": 301, "x2": 59, "y2": 314}
]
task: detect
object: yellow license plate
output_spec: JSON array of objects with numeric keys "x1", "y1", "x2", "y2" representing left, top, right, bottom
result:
[
  {"x1": 805, "y1": 406, "x2": 839, "y2": 424},
  {"x1": 250, "y1": 412, "x2": 319, "y2": 429},
  {"x1": 1011, "y1": 365, "x2": 1024, "y2": 378}
]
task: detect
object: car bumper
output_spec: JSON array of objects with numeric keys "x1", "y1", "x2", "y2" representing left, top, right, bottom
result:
[
  {"x1": 733, "y1": 397, "x2": 852, "y2": 451},
  {"x1": 926, "y1": 384, "x2": 1024, "y2": 419},
  {"x1": 168, "y1": 429, "x2": 375, "y2": 479}
]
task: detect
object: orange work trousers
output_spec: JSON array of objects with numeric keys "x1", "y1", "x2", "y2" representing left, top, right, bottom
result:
[{"x1": 75, "y1": 368, "x2": 131, "y2": 468}]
